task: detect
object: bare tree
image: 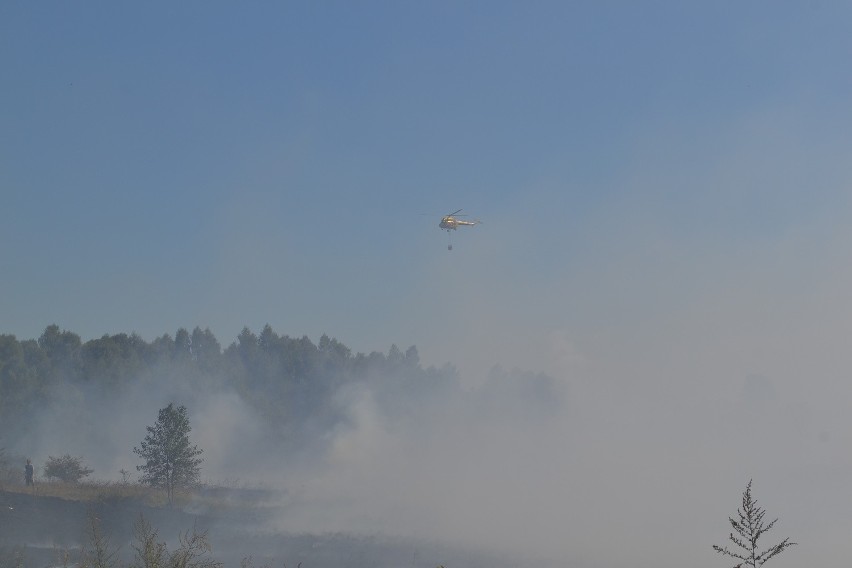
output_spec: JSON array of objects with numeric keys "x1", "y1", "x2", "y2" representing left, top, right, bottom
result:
[{"x1": 713, "y1": 479, "x2": 796, "y2": 567}]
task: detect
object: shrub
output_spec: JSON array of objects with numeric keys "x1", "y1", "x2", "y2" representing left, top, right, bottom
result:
[
  {"x1": 131, "y1": 514, "x2": 222, "y2": 568},
  {"x1": 44, "y1": 454, "x2": 94, "y2": 483}
]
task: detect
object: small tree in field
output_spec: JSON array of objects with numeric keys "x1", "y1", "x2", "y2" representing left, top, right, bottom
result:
[
  {"x1": 713, "y1": 479, "x2": 796, "y2": 567},
  {"x1": 131, "y1": 514, "x2": 221, "y2": 568},
  {"x1": 44, "y1": 454, "x2": 93, "y2": 483},
  {"x1": 134, "y1": 403, "x2": 203, "y2": 505},
  {"x1": 80, "y1": 509, "x2": 120, "y2": 568}
]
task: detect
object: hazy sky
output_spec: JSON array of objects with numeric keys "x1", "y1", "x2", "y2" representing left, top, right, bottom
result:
[{"x1": 3, "y1": 2, "x2": 852, "y2": 567}]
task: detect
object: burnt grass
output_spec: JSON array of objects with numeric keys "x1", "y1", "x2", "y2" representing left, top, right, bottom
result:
[{"x1": 0, "y1": 488, "x2": 508, "y2": 568}]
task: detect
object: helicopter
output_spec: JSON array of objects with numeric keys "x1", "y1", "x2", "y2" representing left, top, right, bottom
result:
[{"x1": 438, "y1": 209, "x2": 480, "y2": 250}]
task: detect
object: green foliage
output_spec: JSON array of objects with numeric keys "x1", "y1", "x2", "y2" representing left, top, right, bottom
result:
[
  {"x1": 131, "y1": 514, "x2": 222, "y2": 568},
  {"x1": 43, "y1": 454, "x2": 94, "y2": 483},
  {"x1": 0, "y1": 335, "x2": 48, "y2": 436},
  {"x1": 80, "y1": 510, "x2": 121, "y2": 568},
  {"x1": 80, "y1": 333, "x2": 146, "y2": 387},
  {"x1": 38, "y1": 325, "x2": 83, "y2": 381},
  {"x1": 0, "y1": 324, "x2": 450, "y2": 449},
  {"x1": 134, "y1": 404, "x2": 203, "y2": 505},
  {"x1": 713, "y1": 479, "x2": 796, "y2": 567},
  {"x1": 130, "y1": 514, "x2": 168, "y2": 568}
]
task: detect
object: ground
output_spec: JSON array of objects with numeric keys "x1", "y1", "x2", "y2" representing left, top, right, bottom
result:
[{"x1": 0, "y1": 487, "x2": 510, "y2": 568}]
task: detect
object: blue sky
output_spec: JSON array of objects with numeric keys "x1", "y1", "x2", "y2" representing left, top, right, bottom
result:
[
  {"x1": 5, "y1": 2, "x2": 852, "y2": 566},
  {"x1": 4, "y1": 1, "x2": 852, "y2": 375},
  {"x1": 4, "y1": 1, "x2": 848, "y2": 368}
]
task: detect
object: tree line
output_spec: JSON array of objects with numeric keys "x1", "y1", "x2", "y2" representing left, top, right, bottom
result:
[{"x1": 0, "y1": 324, "x2": 456, "y2": 447}]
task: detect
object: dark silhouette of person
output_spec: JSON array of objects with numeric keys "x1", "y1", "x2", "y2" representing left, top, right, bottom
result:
[{"x1": 25, "y1": 459, "x2": 34, "y2": 486}]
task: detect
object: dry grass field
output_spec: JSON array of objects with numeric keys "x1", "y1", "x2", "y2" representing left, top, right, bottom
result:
[{"x1": 2, "y1": 480, "x2": 166, "y2": 506}]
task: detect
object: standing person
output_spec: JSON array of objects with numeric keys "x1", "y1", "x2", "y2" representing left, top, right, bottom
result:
[{"x1": 25, "y1": 459, "x2": 34, "y2": 486}]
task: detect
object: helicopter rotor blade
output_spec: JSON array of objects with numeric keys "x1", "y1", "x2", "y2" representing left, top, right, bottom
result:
[{"x1": 448, "y1": 208, "x2": 463, "y2": 216}]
